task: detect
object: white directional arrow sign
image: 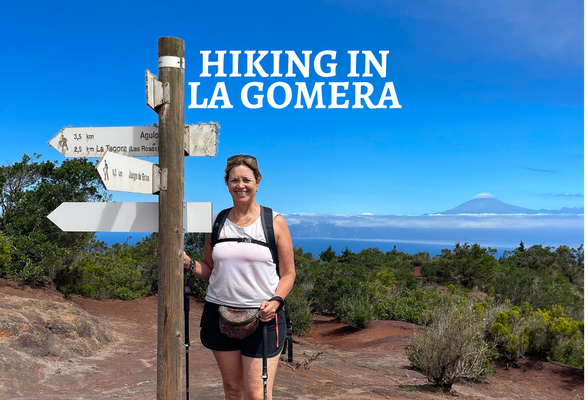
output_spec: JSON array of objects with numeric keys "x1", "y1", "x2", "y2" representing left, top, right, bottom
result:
[
  {"x1": 97, "y1": 152, "x2": 162, "y2": 194},
  {"x1": 48, "y1": 126, "x2": 160, "y2": 158},
  {"x1": 48, "y1": 202, "x2": 212, "y2": 233},
  {"x1": 48, "y1": 124, "x2": 218, "y2": 158}
]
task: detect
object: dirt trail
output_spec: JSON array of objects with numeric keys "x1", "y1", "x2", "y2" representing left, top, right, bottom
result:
[{"x1": 0, "y1": 283, "x2": 583, "y2": 400}]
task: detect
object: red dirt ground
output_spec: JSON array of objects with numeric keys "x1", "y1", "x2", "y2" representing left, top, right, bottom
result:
[{"x1": 0, "y1": 282, "x2": 584, "y2": 400}]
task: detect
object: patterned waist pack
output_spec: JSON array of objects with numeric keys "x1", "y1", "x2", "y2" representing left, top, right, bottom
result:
[{"x1": 218, "y1": 306, "x2": 260, "y2": 339}]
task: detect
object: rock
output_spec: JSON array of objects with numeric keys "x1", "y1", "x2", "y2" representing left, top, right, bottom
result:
[{"x1": 0, "y1": 290, "x2": 113, "y2": 391}]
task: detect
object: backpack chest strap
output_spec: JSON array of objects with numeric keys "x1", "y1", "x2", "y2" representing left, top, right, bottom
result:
[
  {"x1": 211, "y1": 206, "x2": 279, "y2": 274},
  {"x1": 215, "y1": 237, "x2": 270, "y2": 248}
]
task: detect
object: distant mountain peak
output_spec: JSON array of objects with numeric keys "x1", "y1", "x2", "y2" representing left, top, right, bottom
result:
[{"x1": 438, "y1": 197, "x2": 583, "y2": 215}]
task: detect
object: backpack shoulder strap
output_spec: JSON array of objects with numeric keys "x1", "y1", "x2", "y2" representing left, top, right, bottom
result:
[
  {"x1": 211, "y1": 208, "x2": 232, "y2": 249},
  {"x1": 260, "y1": 206, "x2": 279, "y2": 274}
]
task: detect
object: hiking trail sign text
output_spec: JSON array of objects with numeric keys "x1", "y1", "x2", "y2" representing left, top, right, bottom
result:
[
  {"x1": 48, "y1": 126, "x2": 160, "y2": 158},
  {"x1": 48, "y1": 123, "x2": 218, "y2": 158},
  {"x1": 97, "y1": 151, "x2": 163, "y2": 194}
]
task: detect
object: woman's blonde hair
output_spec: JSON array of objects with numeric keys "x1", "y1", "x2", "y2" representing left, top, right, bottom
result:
[{"x1": 224, "y1": 154, "x2": 262, "y2": 184}]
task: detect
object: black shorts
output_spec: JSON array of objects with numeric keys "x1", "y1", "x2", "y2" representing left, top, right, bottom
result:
[{"x1": 200, "y1": 301, "x2": 286, "y2": 358}]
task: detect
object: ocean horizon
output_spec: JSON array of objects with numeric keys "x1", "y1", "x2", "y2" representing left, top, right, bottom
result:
[
  {"x1": 291, "y1": 237, "x2": 514, "y2": 257},
  {"x1": 95, "y1": 232, "x2": 581, "y2": 259}
]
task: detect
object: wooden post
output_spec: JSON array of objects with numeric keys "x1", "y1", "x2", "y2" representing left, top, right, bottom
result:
[{"x1": 157, "y1": 36, "x2": 185, "y2": 400}]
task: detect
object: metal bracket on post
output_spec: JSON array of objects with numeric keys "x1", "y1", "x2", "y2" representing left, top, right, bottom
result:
[
  {"x1": 152, "y1": 166, "x2": 166, "y2": 194},
  {"x1": 146, "y1": 70, "x2": 170, "y2": 110},
  {"x1": 183, "y1": 202, "x2": 188, "y2": 233},
  {"x1": 158, "y1": 168, "x2": 168, "y2": 192}
]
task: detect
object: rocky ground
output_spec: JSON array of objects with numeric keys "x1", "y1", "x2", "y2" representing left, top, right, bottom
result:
[{"x1": 0, "y1": 280, "x2": 583, "y2": 400}]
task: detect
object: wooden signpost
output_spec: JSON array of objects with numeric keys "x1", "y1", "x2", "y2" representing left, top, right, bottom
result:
[
  {"x1": 155, "y1": 37, "x2": 186, "y2": 400},
  {"x1": 47, "y1": 37, "x2": 217, "y2": 399}
]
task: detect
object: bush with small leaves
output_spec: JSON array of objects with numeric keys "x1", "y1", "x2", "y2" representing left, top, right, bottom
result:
[
  {"x1": 535, "y1": 306, "x2": 584, "y2": 367},
  {"x1": 376, "y1": 287, "x2": 444, "y2": 324},
  {"x1": 489, "y1": 301, "x2": 584, "y2": 368},
  {"x1": 406, "y1": 302, "x2": 496, "y2": 390},
  {"x1": 491, "y1": 302, "x2": 538, "y2": 361},
  {"x1": 286, "y1": 285, "x2": 314, "y2": 334},
  {"x1": 335, "y1": 295, "x2": 378, "y2": 329}
]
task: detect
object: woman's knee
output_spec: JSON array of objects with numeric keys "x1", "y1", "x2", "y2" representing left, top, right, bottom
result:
[
  {"x1": 223, "y1": 378, "x2": 244, "y2": 399},
  {"x1": 213, "y1": 350, "x2": 246, "y2": 399},
  {"x1": 242, "y1": 355, "x2": 280, "y2": 400}
]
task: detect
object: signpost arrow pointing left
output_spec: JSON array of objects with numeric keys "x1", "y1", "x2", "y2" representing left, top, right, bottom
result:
[
  {"x1": 48, "y1": 202, "x2": 212, "y2": 233},
  {"x1": 48, "y1": 124, "x2": 218, "y2": 158},
  {"x1": 48, "y1": 126, "x2": 160, "y2": 158}
]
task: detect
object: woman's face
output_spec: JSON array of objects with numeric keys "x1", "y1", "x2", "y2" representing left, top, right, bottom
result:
[{"x1": 227, "y1": 164, "x2": 260, "y2": 205}]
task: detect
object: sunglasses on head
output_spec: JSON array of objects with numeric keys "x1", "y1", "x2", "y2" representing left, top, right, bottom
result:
[{"x1": 227, "y1": 154, "x2": 257, "y2": 163}]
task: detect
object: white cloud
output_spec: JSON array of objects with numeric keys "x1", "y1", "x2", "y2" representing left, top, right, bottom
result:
[
  {"x1": 283, "y1": 213, "x2": 583, "y2": 230},
  {"x1": 472, "y1": 193, "x2": 496, "y2": 199}
]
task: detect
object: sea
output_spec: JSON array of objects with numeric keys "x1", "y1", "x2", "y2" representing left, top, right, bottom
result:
[
  {"x1": 96, "y1": 232, "x2": 526, "y2": 258},
  {"x1": 290, "y1": 238, "x2": 514, "y2": 257}
]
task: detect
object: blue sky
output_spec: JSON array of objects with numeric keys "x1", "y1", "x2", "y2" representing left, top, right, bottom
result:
[{"x1": 0, "y1": 0, "x2": 583, "y2": 217}]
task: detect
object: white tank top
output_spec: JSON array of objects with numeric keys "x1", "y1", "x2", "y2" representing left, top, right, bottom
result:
[{"x1": 205, "y1": 211, "x2": 280, "y2": 308}]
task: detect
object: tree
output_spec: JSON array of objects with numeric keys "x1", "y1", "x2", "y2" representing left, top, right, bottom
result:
[
  {"x1": 339, "y1": 247, "x2": 354, "y2": 261},
  {"x1": 0, "y1": 153, "x2": 44, "y2": 217},
  {"x1": 184, "y1": 232, "x2": 205, "y2": 259},
  {"x1": 499, "y1": 243, "x2": 584, "y2": 291},
  {"x1": 319, "y1": 245, "x2": 337, "y2": 262},
  {"x1": 184, "y1": 232, "x2": 208, "y2": 298},
  {"x1": 0, "y1": 154, "x2": 109, "y2": 282},
  {"x1": 436, "y1": 243, "x2": 497, "y2": 289}
]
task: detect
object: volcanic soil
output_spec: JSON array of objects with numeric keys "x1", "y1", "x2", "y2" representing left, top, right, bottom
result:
[{"x1": 0, "y1": 281, "x2": 583, "y2": 400}]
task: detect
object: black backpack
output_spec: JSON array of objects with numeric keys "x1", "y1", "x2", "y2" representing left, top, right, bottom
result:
[{"x1": 211, "y1": 206, "x2": 293, "y2": 361}]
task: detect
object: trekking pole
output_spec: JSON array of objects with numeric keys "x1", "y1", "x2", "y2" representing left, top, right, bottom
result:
[
  {"x1": 183, "y1": 273, "x2": 191, "y2": 400},
  {"x1": 262, "y1": 321, "x2": 268, "y2": 400}
]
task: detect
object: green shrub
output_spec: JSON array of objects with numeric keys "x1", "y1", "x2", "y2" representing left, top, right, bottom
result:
[
  {"x1": 286, "y1": 285, "x2": 314, "y2": 334},
  {"x1": 0, "y1": 155, "x2": 109, "y2": 283},
  {"x1": 376, "y1": 287, "x2": 443, "y2": 324},
  {"x1": 0, "y1": 233, "x2": 11, "y2": 278},
  {"x1": 491, "y1": 302, "x2": 537, "y2": 361},
  {"x1": 335, "y1": 295, "x2": 378, "y2": 329},
  {"x1": 406, "y1": 302, "x2": 496, "y2": 390},
  {"x1": 105, "y1": 263, "x2": 148, "y2": 300},
  {"x1": 310, "y1": 275, "x2": 366, "y2": 314},
  {"x1": 535, "y1": 306, "x2": 584, "y2": 367},
  {"x1": 57, "y1": 257, "x2": 109, "y2": 299},
  {"x1": 435, "y1": 243, "x2": 498, "y2": 289},
  {"x1": 489, "y1": 301, "x2": 584, "y2": 368}
]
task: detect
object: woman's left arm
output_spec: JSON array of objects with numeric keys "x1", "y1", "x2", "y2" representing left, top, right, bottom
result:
[{"x1": 260, "y1": 214, "x2": 296, "y2": 317}]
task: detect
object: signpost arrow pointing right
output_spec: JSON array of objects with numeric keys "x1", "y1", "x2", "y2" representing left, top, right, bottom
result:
[{"x1": 97, "y1": 152, "x2": 163, "y2": 194}]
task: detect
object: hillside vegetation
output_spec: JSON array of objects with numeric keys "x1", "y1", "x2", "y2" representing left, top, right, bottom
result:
[{"x1": 0, "y1": 154, "x2": 583, "y2": 389}]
